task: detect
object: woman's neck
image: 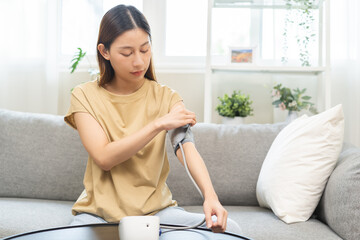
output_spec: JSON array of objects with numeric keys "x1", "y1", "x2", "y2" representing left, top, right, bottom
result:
[{"x1": 105, "y1": 77, "x2": 146, "y2": 95}]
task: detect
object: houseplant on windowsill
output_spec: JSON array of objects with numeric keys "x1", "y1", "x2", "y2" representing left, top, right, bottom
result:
[
  {"x1": 271, "y1": 83, "x2": 317, "y2": 122},
  {"x1": 216, "y1": 90, "x2": 254, "y2": 124}
]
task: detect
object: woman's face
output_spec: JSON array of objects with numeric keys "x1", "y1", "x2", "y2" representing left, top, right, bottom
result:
[{"x1": 100, "y1": 28, "x2": 152, "y2": 83}]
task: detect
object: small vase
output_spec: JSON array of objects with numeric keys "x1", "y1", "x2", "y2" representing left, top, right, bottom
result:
[
  {"x1": 286, "y1": 111, "x2": 298, "y2": 123},
  {"x1": 222, "y1": 116, "x2": 245, "y2": 125}
]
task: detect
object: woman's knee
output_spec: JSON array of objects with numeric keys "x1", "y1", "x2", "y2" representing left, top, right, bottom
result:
[
  {"x1": 69, "y1": 213, "x2": 107, "y2": 226},
  {"x1": 226, "y1": 218, "x2": 242, "y2": 235},
  {"x1": 156, "y1": 206, "x2": 205, "y2": 227}
]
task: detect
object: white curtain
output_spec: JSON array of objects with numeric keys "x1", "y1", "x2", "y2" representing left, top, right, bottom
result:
[
  {"x1": 330, "y1": 0, "x2": 360, "y2": 147},
  {"x1": 0, "y1": 0, "x2": 359, "y2": 147},
  {"x1": 0, "y1": 0, "x2": 59, "y2": 114}
]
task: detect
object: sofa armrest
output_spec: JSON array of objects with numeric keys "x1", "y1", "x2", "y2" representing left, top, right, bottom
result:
[{"x1": 316, "y1": 143, "x2": 360, "y2": 240}]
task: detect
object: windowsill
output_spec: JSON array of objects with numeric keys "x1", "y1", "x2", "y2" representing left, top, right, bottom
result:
[{"x1": 211, "y1": 65, "x2": 327, "y2": 74}]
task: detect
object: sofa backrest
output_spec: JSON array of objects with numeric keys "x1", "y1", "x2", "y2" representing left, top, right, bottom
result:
[
  {"x1": 0, "y1": 109, "x2": 286, "y2": 206},
  {"x1": 166, "y1": 122, "x2": 286, "y2": 206},
  {"x1": 0, "y1": 109, "x2": 87, "y2": 201}
]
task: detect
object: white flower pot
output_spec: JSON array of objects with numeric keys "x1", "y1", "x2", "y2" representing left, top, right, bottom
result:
[
  {"x1": 222, "y1": 116, "x2": 245, "y2": 125},
  {"x1": 273, "y1": 109, "x2": 299, "y2": 123},
  {"x1": 286, "y1": 111, "x2": 298, "y2": 123}
]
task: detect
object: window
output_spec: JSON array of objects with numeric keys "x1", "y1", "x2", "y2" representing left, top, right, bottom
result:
[
  {"x1": 211, "y1": 8, "x2": 251, "y2": 56},
  {"x1": 59, "y1": 0, "x2": 320, "y2": 69},
  {"x1": 261, "y1": 8, "x2": 319, "y2": 66},
  {"x1": 209, "y1": 6, "x2": 319, "y2": 67},
  {"x1": 211, "y1": 7, "x2": 252, "y2": 62},
  {"x1": 61, "y1": 0, "x2": 143, "y2": 56},
  {"x1": 165, "y1": 0, "x2": 208, "y2": 56}
]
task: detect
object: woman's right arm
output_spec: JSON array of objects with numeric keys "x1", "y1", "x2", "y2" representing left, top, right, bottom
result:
[{"x1": 73, "y1": 101, "x2": 196, "y2": 171}]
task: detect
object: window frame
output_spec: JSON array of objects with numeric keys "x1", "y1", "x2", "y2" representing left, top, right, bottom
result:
[{"x1": 58, "y1": 0, "x2": 266, "y2": 73}]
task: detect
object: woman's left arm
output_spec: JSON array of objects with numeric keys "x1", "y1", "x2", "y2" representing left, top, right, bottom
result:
[{"x1": 175, "y1": 142, "x2": 228, "y2": 233}]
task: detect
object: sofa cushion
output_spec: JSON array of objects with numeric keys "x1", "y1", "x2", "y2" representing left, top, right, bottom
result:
[
  {"x1": 166, "y1": 122, "x2": 287, "y2": 206},
  {"x1": 183, "y1": 206, "x2": 342, "y2": 240},
  {"x1": 0, "y1": 109, "x2": 87, "y2": 201},
  {"x1": 316, "y1": 143, "x2": 360, "y2": 240},
  {"x1": 0, "y1": 198, "x2": 74, "y2": 238},
  {"x1": 256, "y1": 105, "x2": 344, "y2": 223}
]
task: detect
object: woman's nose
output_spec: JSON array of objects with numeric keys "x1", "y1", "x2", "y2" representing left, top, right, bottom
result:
[{"x1": 133, "y1": 52, "x2": 144, "y2": 67}]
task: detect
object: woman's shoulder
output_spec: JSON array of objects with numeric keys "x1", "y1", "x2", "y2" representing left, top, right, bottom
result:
[
  {"x1": 148, "y1": 80, "x2": 177, "y2": 94},
  {"x1": 72, "y1": 80, "x2": 100, "y2": 95}
]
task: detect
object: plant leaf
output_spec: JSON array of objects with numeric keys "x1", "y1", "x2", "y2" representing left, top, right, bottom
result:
[{"x1": 69, "y1": 48, "x2": 87, "y2": 74}]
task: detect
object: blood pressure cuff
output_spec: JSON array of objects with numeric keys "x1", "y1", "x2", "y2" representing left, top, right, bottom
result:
[{"x1": 168, "y1": 124, "x2": 195, "y2": 156}]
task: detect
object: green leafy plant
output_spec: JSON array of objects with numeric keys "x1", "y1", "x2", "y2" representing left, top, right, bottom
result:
[
  {"x1": 216, "y1": 90, "x2": 254, "y2": 118},
  {"x1": 69, "y1": 48, "x2": 100, "y2": 92},
  {"x1": 282, "y1": 0, "x2": 316, "y2": 66},
  {"x1": 70, "y1": 48, "x2": 87, "y2": 73},
  {"x1": 271, "y1": 83, "x2": 317, "y2": 113},
  {"x1": 69, "y1": 47, "x2": 99, "y2": 77}
]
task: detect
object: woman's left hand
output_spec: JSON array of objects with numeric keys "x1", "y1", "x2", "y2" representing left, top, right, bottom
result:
[{"x1": 203, "y1": 197, "x2": 228, "y2": 233}]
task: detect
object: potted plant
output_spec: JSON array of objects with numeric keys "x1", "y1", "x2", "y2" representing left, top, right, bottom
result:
[
  {"x1": 216, "y1": 90, "x2": 254, "y2": 124},
  {"x1": 271, "y1": 83, "x2": 317, "y2": 122}
]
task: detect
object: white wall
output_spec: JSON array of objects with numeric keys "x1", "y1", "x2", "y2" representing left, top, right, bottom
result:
[
  {"x1": 157, "y1": 72, "x2": 205, "y2": 122},
  {"x1": 58, "y1": 71, "x2": 91, "y2": 116}
]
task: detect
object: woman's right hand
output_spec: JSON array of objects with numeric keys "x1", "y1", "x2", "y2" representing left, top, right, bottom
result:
[{"x1": 156, "y1": 101, "x2": 197, "y2": 131}]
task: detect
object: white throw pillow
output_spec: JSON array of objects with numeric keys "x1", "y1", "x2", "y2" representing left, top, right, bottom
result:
[{"x1": 256, "y1": 104, "x2": 344, "y2": 224}]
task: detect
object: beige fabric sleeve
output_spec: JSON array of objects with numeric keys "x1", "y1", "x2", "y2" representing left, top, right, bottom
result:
[
  {"x1": 168, "y1": 91, "x2": 183, "y2": 112},
  {"x1": 64, "y1": 87, "x2": 94, "y2": 130}
]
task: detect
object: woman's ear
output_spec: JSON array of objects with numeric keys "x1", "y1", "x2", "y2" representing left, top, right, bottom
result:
[{"x1": 98, "y1": 44, "x2": 110, "y2": 60}]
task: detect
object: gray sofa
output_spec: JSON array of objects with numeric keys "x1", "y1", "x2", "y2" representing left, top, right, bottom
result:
[{"x1": 1, "y1": 108, "x2": 359, "y2": 240}]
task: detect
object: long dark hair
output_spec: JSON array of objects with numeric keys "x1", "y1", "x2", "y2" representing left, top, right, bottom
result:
[{"x1": 97, "y1": 5, "x2": 156, "y2": 87}]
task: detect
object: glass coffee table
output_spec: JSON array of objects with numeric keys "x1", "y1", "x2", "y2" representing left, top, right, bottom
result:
[
  {"x1": 3, "y1": 223, "x2": 252, "y2": 240},
  {"x1": 3, "y1": 224, "x2": 119, "y2": 240}
]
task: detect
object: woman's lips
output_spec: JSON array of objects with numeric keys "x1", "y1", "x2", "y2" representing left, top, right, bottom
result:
[{"x1": 131, "y1": 70, "x2": 143, "y2": 76}]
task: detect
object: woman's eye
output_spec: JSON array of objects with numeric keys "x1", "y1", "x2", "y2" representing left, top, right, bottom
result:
[
  {"x1": 120, "y1": 52, "x2": 132, "y2": 57},
  {"x1": 120, "y1": 48, "x2": 148, "y2": 56}
]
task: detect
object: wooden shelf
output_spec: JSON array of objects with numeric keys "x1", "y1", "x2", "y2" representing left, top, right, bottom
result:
[{"x1": 211, "y1": 65, "x2": 327, "y2": 74}]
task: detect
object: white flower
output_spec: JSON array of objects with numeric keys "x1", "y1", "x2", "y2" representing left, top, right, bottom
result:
[{"x1": 289, "y1": 101, "x2": 297, "y2": 107}]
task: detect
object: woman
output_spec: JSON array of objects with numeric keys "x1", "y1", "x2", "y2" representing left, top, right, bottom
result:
[{"x1": 64, "y1": 4, "x2": 242, "y2": 237}]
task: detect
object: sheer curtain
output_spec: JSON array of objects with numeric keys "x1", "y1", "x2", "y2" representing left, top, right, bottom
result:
[
  {"x1": 330, "y1": 0, "x2": 360, "y2": 147},
  {"x1": 0, "y1": 0, "x2": 359, "y2": 146},
  {"x1": 0, "y1": 0, "x2": 59, "y2": 114}
]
